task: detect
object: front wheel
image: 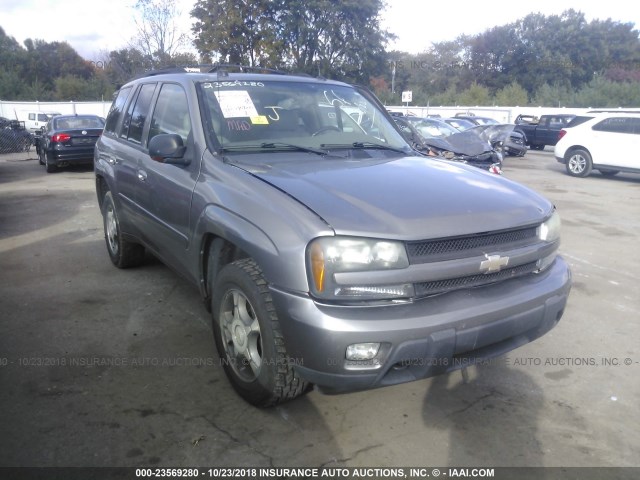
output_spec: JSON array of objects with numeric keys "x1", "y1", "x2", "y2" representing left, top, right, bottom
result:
[
  {"x1": 101, "y1": 191, "x2": 145, "y2": 268},
  {"x1": 566, "y1": 149, "x2": 592, "y2": 177},
  {"x1": 211, "y1": 258, "x2": 310, "y2": 407}
]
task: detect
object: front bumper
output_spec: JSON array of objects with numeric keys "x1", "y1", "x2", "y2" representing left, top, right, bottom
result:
[{"x1": 272, "y1": 256, "x2": 571, "y2": 393}]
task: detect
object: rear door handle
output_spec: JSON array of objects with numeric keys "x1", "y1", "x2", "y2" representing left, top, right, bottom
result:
[{"x1": 137, "y1": 170, "x2": 147, "y2": 182}]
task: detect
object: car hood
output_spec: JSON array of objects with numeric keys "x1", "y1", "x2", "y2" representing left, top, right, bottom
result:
[
  {"x1": 442, "y1": 130, "x2": 494, "y2": 156},
  {"x1": 232, "y1": 153, "x2": 551, "y2": 239}
]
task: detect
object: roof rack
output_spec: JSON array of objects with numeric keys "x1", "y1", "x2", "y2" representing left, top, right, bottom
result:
[
  {"x1": 207, "y1": 64, "x2": 290, "y2": 75},
  {"x1": 138, "y1": 63, "x2": 313, "y2": 79}
]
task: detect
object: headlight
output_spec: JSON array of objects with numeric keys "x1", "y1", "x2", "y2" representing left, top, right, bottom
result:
[
  {"x1": 307, "y1": 237, "x2": 412, "y2": 301},
  {"x1": 538, "y1": 210, "x2": 561, "y2": 242},
  {"x1": 536, "y1": 210, "x2": 561, "y2": 273}
]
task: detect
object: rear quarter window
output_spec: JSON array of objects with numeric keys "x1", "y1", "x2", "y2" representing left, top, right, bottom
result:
[
  {"x1": 120, "y1": 83, "x2": 157, "y2": 145},
  {"x1": 104, "y1": 86, "x2": 133, "y2": 135},
  {"x1": 592, "y1": 117, "x2": 638, "y2": 134}
]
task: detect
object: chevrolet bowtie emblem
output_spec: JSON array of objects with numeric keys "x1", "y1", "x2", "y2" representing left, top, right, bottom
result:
[{"x1": 480, "y1": 254, "x2": 509, "y2": 273}]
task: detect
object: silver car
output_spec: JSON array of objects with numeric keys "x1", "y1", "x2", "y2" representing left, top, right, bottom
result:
[{"x1": 95, "y1": 66, "x2": 571, "y2": 407}]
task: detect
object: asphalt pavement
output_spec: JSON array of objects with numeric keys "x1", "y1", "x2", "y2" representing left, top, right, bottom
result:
[{"x1": 0, "y1": 148, "x2": 639, "y2": 468}]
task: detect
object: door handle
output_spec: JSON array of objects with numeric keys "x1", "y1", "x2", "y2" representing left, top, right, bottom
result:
[{"x1": 137, "y1": 170, "x2": 147, "y2": 182}]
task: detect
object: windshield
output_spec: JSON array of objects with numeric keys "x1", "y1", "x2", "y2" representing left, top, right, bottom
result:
[
  {"x1": 198, "y1": 80, "x2": 409, "y2": 152},
  {"x1": 407, "y1": 118, "x2": 459, "y2": 139},
  {"x1": 475, "y1": 117, "x2": 499, "y2": 125},
  {"x1": 445, "y1": 118, "x2": 475, "y2": 131},
  {"x1": 53, "y1": 116, "x2": 104, "y2": 130}
]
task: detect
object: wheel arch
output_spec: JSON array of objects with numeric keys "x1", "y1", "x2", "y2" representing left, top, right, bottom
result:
[
  {"x1": 564, "y1": 145, "x2": 591, "y2": 161},
  {"x1": 195, "y1": 205, "x2": 281, "y2": 312},
  {"x1": 200, "y1": 234, "x2": 249, "y2": 312},
  {"x1": 95, "y1": 175, "x2": 110, "y2": 210}
]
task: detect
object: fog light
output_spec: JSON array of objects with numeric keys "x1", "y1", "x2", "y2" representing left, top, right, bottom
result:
[
  {"x1": 346, "y1": 343, "x2": 380, "y2": 361},
  {"x1": 536, "y1": 253, "x2": 557, "y2": 272}
]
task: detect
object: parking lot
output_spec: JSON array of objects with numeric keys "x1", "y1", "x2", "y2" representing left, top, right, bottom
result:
[{"x1": 0, "y1": 148, "x2": 639, "y2": 468}]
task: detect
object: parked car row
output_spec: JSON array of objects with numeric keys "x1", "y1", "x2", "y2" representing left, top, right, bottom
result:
[
  {"x1": 448, "y1": 115, "x2": 527, "y2": 157},
  {"x1": 394, "y1": 116, "x2": 504, "y2": 174}
]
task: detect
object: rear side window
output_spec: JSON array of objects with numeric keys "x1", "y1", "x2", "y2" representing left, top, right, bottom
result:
[
  {"x1": 148, "y1": 84, "x2": 191, "y2": 144},
  {"x1": 120, "y1": 83, "x2": 157, "y2": 145},
  {"x1": 566, "y1": 116, "x2": 594, "y2": 128},
  {"x1": 592, "y1": 117, "x2": 638, "y2": 134},
  {"x1": 104, "y1": 86, "x2": 133, "y2": 135},
  {"x1": 548, "y1": 116, "x2": 573, "y2": 129}
]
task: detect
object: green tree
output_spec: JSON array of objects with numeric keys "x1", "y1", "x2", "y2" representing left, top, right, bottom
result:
[
  {"x1": 21, "y1": 39, "x2": 93, "y2": 94},
  {"x1": 531, "y1": 82, "x2": 573, "y2": 107},
  {"x1": 191, "y1": 0, "x2": 392, "y2": 82},
  {"x1": 444, "y1": 10, "x2": 640, "y2": 99},
  {"x1": 0, "y1": 27, "x2": 27, "y2": 98},
  {"x1": 494, "y1": 81, "x2": 528, "y2": 106},
  {"x1": 276, "y1": 0, "x2": 392, "y2": 82},
  {"x1": 191, "y1": 0, "x2": 278, "y2": 66},
  {"x1": 54, "y1": 75, "x2": 89, "y2": 100},
  {"x1": 572, "y1": 77, "x2": 640, "y2": 107},
  {"x1": 457, "y1": 82, "x2": 491, "y2": 106},
  {"x1": 104, "y1": 48, "x2": 154, "y2": 87},
  {"x1": 429, "y1": 86, "x2": 459, "y2": 106},
  {"x1": 0, "y1": 70, "x2": 24, "y2": 100}
]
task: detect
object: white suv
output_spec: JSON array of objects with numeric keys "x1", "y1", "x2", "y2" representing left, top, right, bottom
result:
[{"x1": 555, "y1": 113, "x2": 640, "y2": 177}]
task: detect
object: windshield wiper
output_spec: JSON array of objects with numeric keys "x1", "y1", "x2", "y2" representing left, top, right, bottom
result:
[
  {"x1": 320, "y1": 142, "x2": 408, "y2": 154},
  {"x1": 260, "y1": 142, "x2": 329, "y2": 155},
  {"x1": 220, "y1": 142, "x2": 327, "y2": 156}
]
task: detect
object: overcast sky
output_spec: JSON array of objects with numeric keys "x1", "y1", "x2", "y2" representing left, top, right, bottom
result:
[{"x1": 2, "y1": 0, "x2": 639, "y2": 61}]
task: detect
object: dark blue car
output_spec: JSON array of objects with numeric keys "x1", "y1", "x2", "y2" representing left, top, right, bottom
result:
[{"x1": 39, "y1": 114, "x2": 105, "y2": 172}]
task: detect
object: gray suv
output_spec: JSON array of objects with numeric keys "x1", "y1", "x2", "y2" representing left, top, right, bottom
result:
[{"x1": 95, "y1": 66, "x2": 571, "y2": 407}]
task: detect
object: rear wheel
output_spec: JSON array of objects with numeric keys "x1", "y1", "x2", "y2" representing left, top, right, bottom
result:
[
  {"x1": 38, "y1": 149, "x2": 45, "y2": 165},
  {"x1": 565, "y1": 149, "x2": 592, "y2": 177},
  {"x1": 211, "y1": 258, "x2": 310, "y2": 407},
  {"x1": 45, "y1": 152, "x2": 57, "y2": 173},
  {"x1": 101, "y1": 191, "x2": 145, "y2": 268}
]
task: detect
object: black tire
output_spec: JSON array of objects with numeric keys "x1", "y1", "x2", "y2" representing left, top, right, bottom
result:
[
  {"x1": 44, "y1": 152, "x2": 57, "y2": 173},
  {"x1": 101, "y1": 191, "x2": 145, "y2": 268},
  {"x1": 211, "y1": 258, "x2": 310, "y2": 407},
  {"x1": 38, "y1": 149, "x2": 45, "y2": 166},
  {"x1": 599, "y1": 169, "x2": 620, "y2": 177},
  {"x1": 565, "y1": 149, "x2": 592, "y2": 177},
  {"x1": 530, "y1": 144, "x2": 545, "y2": 151}
]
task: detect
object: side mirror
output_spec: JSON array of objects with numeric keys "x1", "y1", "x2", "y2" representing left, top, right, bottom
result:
[{"x1": 148, "y1": 134, "x2": 189, "y2": 165}]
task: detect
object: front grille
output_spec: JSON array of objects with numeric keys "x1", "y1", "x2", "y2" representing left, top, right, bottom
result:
[
  {"x1": 406, "y1": 227, "x2": 538, "y2": 263},
  {"x1": 414, "y1": 261, "x2": 538, "y2": 297}
]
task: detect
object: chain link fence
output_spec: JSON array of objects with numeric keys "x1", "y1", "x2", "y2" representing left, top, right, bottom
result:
[{"x1": 0, "y1": 120, "x2": 35, "y2": 155}]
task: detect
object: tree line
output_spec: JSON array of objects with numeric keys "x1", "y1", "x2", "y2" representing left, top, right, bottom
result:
[{"x1": 1, "y1": 3, "x2": 639, "y2": 107}]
